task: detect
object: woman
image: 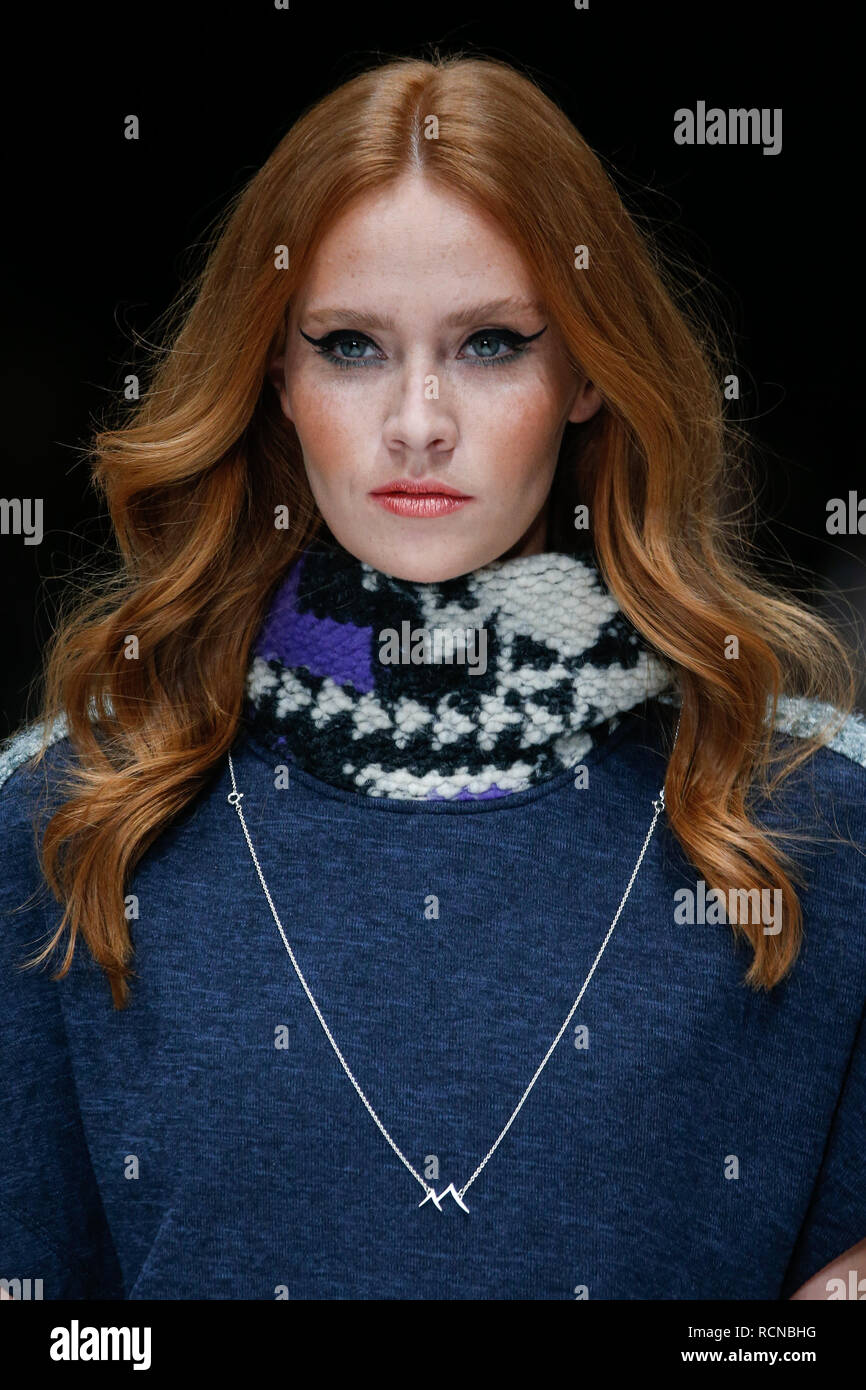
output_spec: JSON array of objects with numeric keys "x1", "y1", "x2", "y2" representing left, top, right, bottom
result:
[{"x1": 1, "y1": 53, "x2": 864, "y2": 1302}]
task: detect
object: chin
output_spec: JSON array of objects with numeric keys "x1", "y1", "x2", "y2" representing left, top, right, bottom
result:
[{"x1": 354, "y1": 537, "x2": 496, "y2": 584}]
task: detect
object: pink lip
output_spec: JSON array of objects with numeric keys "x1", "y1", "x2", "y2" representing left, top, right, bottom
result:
[
  {"x1": 369, "y1": 478, "x2": 473, "y2": 518},
  {"x1": 372, "y1": 494, "x2": 472, "y2": 517},
  {"x1": 370, "y1": 478, "x2": 471, "y2": 497}
]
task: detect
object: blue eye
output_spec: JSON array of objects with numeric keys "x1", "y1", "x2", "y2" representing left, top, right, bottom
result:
[
  {"x1": 461, "y1": 330, "x2": 534, "y2": 366},
  {"x1": 298, "y1": 325, "x2": 546, "y2": 370},
  {"x1": 309, "y1": 332, "x2": 381, "y2": 368}
]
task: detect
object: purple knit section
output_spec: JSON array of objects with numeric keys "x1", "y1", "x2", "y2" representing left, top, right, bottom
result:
[
  {"x1": 253, "y1": 551, "x2": 376, "y2": 693},
  {"x1": 424, "y1": 784, "x2": 511, "y2": 802}
]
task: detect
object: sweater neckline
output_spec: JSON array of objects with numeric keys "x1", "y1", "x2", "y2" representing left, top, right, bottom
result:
[{"x1": 241, "y1": 535, "x2": 673, "y2": 801}]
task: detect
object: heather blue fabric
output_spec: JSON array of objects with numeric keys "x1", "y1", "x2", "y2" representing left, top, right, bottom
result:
[{"x1": 1, "y1": 699, "x2": 865, "y2": 1300}]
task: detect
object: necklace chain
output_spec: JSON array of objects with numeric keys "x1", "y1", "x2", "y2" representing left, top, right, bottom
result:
[{"x1": 226, "y1": 714, "x2": 679, "y2": 1211}]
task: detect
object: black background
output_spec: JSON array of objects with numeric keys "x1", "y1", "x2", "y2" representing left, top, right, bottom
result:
[{"x1": 2, "y1": 1, "x2": 863, "y2": 737}]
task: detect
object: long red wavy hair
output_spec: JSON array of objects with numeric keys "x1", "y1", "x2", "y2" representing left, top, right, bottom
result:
[{"x1": 11, "y1": 51, "x2": 858, "y2": 1007}]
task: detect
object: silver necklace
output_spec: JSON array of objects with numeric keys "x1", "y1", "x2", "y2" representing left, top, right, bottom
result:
[{"x1": 226, "y1": 712, "x2": 679, "y2": 1213}]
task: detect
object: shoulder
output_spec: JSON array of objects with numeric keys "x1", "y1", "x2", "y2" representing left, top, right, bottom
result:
[
  {"x1": 0, "y1": 722, "x2": 73, "y2": 955},
  {"x1": 769, "y1": 694, "x2": 866, "y2": 771},
  {"x1": 768, "y1": 698, "x2": 866, "y2": 860},
  {"x1": 764, "y1": 697, "x2": 866, "y2": 826},
  {"x1": 651, "y1": 691, "x2": 866, "y2": 839},
  {"x1": 0, "y1": 714, "x2": 70, "y2": 791},
  {"x1": 0, "y1": 716, "x2": 75, "y2": 858}
]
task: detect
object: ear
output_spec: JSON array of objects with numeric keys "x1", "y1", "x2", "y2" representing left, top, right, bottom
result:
[
  {"x1": 267, "y1": 354, "x2": 293, "y2": 421},
  {"x1": 568, "y1": 378, "x2": 603, "y2": 425}
]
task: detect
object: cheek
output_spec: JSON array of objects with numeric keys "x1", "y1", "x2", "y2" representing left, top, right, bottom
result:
[
  {"x1": 470, "y1": 380, "x2": 564, "y2": 488},
  {"x1": 285, "y1": 371, "x2": 362, "y2": 475}
]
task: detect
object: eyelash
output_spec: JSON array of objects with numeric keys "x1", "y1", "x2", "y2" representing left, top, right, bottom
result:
[{"x1": 306, "y1": 328, "x2": 538, "y2": 371}]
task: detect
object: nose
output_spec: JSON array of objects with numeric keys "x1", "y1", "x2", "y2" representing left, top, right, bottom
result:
[{"x1": 382, "y1": 355, "x2": 458, "y2": 461}]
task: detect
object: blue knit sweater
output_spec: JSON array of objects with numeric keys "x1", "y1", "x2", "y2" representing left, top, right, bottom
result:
[{"x1": 2, "y1": 544, "x2": 865, "y2": 1300}]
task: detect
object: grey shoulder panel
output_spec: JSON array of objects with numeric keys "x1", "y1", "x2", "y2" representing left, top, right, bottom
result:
[
  {"x1": 0, "y1": 715, "x2": 70, "y2": 793},
  {"x1": 770, "y1": 694, "x2": 866, "y2": 770},
  {"x1": 655, "y1": 688, "x2": 866, "y2": 770}
]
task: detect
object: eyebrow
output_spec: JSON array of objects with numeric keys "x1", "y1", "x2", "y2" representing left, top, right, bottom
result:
[{"x1": 300, "y1": 296, "x2": 546, "y2": 331}]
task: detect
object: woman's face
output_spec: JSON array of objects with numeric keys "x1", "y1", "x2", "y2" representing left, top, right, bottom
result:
[{"x1": 269, "y1": 173, "x2": 601, "y2": 581}]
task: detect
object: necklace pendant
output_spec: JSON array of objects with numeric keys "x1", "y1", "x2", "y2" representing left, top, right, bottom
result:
[{"x1": 418, "y1": 1182, "x2": 470, "y2": 1213}]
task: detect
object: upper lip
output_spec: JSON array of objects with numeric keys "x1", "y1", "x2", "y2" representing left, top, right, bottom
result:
[{"x1": 369, "y1": 478, "x2": 472, "y2": 497}]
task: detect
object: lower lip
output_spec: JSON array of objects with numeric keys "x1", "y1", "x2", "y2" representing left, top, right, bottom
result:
[{"x1": 370, "y1": 493, "x2": 473, "y2": 516}]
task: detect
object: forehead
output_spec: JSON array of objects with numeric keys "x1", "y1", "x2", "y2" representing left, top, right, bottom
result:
[{"x1": 295, "y1": 175, "x2": 537, "y2": 309}]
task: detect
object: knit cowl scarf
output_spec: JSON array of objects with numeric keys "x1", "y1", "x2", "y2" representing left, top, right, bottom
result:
[{"x1": 241, "y1": 534, "x2": 674, "y2": 802}]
